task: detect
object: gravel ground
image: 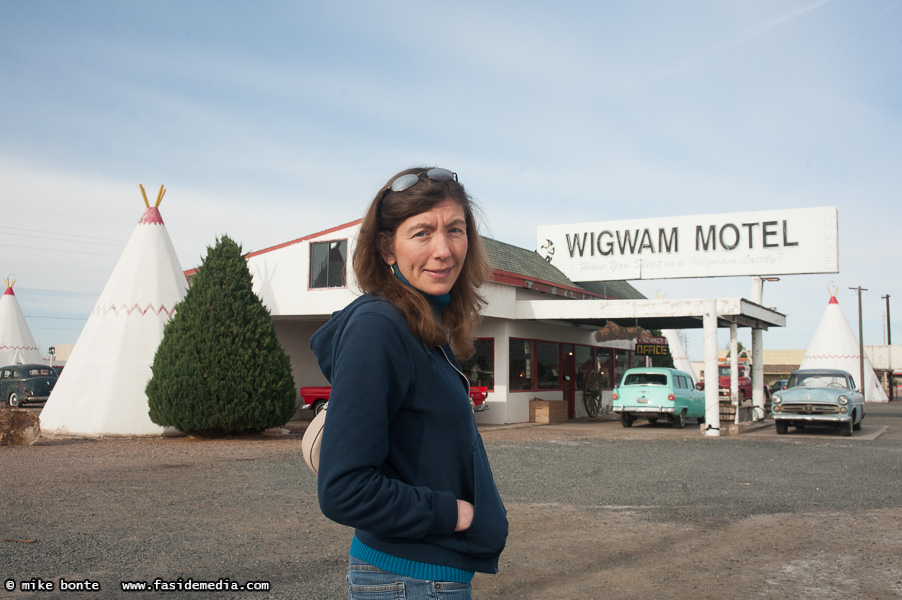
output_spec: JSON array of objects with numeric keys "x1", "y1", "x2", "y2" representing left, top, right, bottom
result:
[{"x1": 2, "y1": 403, "x2": 901, "y2": 599}]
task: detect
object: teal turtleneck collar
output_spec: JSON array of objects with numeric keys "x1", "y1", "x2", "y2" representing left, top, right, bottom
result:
[{"x1": 392, "y1": 264, "x2": 452, "y2": 311}]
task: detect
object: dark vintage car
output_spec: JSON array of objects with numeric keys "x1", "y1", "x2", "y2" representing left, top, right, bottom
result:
[
  {"x1": 1, "y1": 364, "x2": 58, "y2": 407},
  {"x1": 770, "y1": 368, "x2": 865, "y2": 436},
  {"x1": 769, "y1": 379, "x2": 789, "y2": 395}
]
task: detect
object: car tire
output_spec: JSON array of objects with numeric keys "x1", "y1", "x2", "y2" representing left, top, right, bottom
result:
[
  {"x1": 8, "y1": 393, "x2": 20, "y2": 407},
  {"x1": 853, "y1": 411, "x2": 862, "y2": 431},
  {"x1": 312, "y1": 400, "x2": 327, "y2": 416},
  {"x1": 671, "y1": 410, "x2": 685, "y2": 429},
  {"x1": 775, "y1": 421, "x2": 788, "y2": 435},
  {"x1": 621, "y1": 415, "x2": 634, "y2": 428},
  {"x1": 840, "y1": 420, "x2": 853, "y2": 437}
]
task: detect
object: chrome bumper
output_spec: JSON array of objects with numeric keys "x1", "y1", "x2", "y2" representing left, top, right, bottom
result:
[
  {"x1": 613, "y1": 406, "x2": 676, "y2": 415},
  {"x1": 772, "y1": 413, "x2": 850, "y2": 424}
]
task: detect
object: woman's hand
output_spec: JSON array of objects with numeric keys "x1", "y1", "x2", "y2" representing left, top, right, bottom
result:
[{"x1": 455, "y1": 499, "x2": 474, "y2": 532}]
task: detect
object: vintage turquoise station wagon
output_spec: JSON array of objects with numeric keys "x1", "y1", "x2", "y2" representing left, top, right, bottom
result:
[{"x1": 612, "y1": 367, "x2": 705, "y2": 428}]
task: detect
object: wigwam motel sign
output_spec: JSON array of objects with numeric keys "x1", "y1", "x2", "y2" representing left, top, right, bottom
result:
[{"x1": 536, "y1": 206, "x2": 838, "y2": 282}]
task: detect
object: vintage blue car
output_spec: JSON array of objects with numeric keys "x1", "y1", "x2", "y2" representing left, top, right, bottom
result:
[
  {"x1": 770, "y1": 368, "x2": 865, "y2": 436},
  {"x1": 612, "y1": 367, "x2": 704, "y2": 428},
  {"x1": 0, "y1": 364, "x2": 58, "y2": 407}
]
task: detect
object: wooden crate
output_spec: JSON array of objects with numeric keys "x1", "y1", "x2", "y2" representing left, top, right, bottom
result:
[{"x1": 529, "y1": 399, "x2": 569, "y2": 424}]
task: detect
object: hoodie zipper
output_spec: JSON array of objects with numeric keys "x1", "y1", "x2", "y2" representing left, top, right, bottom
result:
[{"x1": 437, "y1": 345, "x2": 472, "y2": 406}]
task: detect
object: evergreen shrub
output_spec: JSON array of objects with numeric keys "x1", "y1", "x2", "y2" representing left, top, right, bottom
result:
[{"x1": 147, "y1": 235, "x2": 296, "y2": 434}]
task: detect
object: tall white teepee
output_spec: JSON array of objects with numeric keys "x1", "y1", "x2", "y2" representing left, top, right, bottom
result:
[
  {"x1": 0, "y1": 279, "x2": 43, "y2": 365},
  {"x1": 799, "y1": 291, "x2": 887, "y2": 402},
  {"x1": 40, "y1": 186, "x2": 189, "y2": 435},
  {"x1": 663, "y1": 329, "x2": 695, "y2": 381}
]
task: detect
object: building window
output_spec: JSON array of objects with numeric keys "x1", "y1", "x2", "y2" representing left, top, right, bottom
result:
[
  {"x1": 459, "y1": 338, "x2": 494, "y2": 390},
  {"x1": 596, "y1": 348, "x2": 614, "y2": 388},
  {"x1": 574, "y1": 345, "x2": 593, "y2": 393},
  {"x1": 537, "y1": 342, "x2": 560, "y2": 389},
  {"x1": 614, "y1": 349, "x2": 630, "y2": 387},
  {"x1": 509, "y1": 339, "x2": 533, "y2": 391},
  {"x1": 509, "y1": 339, "x2": 561, "y2": 391},
  {"x1": 631, "y1": 351, "x2": 646, "y2": 369},
  {"x1": 310, "y1": 240, "x2": 347, "y2": 288}
]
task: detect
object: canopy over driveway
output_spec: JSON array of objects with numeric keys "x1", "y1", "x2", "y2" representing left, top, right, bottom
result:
[
  {"x1": 515, "y1": 297, "x2": 786, "y2": 437},
  {"x1": 515, "y1": 297, "x2": 785, "y2": 331}
]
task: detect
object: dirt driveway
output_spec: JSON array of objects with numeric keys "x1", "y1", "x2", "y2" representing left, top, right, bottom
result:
[{"x1": 2, "y1": 404, "x2": 901, "y2": 599}]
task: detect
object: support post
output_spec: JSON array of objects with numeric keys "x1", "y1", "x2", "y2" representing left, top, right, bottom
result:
[
  {"x1": 704, "y1": 299, "x2": 720, "y2": 436},
  {"x1": 850, "y1": 286, "x2": 868, "y2": 403},
  {"x1": 750, "y1": 276, "x2": 764, "y2": 304},
  {"x1": 883, "y1": 294, "x2": 893, "y2": 402},
  {"x1": 730, "y1": 324, "x2": 739, "y2": 425},
  {"x1": 752, "y1": 328, "x2": 765, "y2": 420}
]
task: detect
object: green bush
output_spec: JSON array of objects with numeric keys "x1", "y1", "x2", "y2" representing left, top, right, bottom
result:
[{"x1": 147, "y1": 235, "x2": 296, "y2": 435}]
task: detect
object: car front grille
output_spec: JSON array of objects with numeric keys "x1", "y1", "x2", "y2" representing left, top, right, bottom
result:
[{"x1": 780, "y1": 403, "x2": 840, "y2": 415}]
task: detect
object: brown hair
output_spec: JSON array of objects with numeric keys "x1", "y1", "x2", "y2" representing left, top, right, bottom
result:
[{"x1": 353, "y1": 167, "x2": 492, "y2": 358}]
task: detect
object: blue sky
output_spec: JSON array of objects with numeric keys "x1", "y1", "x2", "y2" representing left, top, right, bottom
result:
[{"x1": 1, "y1": 0, "x2": 900, "y2": 360}]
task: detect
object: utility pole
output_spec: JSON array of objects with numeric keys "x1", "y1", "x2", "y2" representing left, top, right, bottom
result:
[
  {"x1": 883, "y1": 294, "x2": 893, "y2": 402},
  {"x1": 850, "y1": 286, "x2": 867, "y2": 403}
]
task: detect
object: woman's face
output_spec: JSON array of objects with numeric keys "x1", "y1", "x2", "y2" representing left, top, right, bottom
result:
[{"x1": 381, "y1": 197, "x2": 469, "y2": 297}]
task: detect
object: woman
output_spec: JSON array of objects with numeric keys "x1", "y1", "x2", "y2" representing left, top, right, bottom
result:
[{"x1": 310, "y1": 167, "x2": 508, "y2": 599}]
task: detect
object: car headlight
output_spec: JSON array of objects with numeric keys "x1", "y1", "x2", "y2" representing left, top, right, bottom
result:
[
  {"x1": 772, "y1": 394, "x2": 781, "y2": 404},
  {"x1": 838, "y1": 395, "x2": 849, "y2": 405}
]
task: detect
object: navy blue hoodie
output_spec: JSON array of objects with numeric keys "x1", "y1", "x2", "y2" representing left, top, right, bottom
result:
[{"x1": 309, "y1": 294, "x2": 508, "y2": 575}]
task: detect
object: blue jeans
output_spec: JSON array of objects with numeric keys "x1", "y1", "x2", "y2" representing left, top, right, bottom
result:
[{"x1": 347, "y1": 556, "x2": 473, "y2": 600}]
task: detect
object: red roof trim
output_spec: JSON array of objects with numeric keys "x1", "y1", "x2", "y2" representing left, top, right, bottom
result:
[
  {"x1": 491, "y1": 269, "x2": 608, "y2": 300},
  {"x1": 245, "y1": 219, "x2": 362, "y2": 259},
  {"x1": 184, "y1": 219, "x2": 362, "y2": 276}
]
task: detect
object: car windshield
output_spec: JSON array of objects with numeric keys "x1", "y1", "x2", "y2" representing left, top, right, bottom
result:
[
  {"x1": 788, "y1": 373, "x2": 850, "y2": 389},
  {"x1": 623, "y1": 373, "x2": 668, "y2": 386}
]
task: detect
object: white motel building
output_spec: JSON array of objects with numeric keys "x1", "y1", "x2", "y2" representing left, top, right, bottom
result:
[
  {"x1": 215, "y1": 212, "x2": 789, "y2": 427},
  {"x1": 229, "y1": 219, "x2": 648, "y2": 425}
]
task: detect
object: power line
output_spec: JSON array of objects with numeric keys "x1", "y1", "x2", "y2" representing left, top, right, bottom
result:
[
  {"x1": 2, "y1": 241, "x2": 197, "y2": 262},
  {"x1": 24, "y1": 315, "x2": 89, "y2": 321},
  {"x1": 0, "y1": 224, "x2": 127, "y2": 245},
  {"x1": 0, "y1": 230, "x2": 126, "y2": 248},
  {"x1": 17, "y1": 286, "x2": 98, "y2": 296},
  {"x1": 0, "y1": 242, "x2": 120, "y2": 258}
]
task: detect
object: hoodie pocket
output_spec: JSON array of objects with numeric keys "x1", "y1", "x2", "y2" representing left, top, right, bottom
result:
[{"x1": 459, "y1": 437, "x2": 509, "y2": 557}]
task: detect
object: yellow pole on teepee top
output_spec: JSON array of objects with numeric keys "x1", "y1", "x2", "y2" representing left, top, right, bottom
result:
[
  {"x1": 155, "y1": 185, "x2": 166, "y2": 207},
  {"x1": 139, "y1": 184, "x2": 150, "y2": 208}
]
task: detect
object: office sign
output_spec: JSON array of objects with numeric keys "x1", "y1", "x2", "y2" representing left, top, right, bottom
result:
[
  {"x1": 635, "y1": 337, "x2": 670, "y2": 356},
  {"x1": 536, "y1": 207, "x2": 838, "y2": 281}
]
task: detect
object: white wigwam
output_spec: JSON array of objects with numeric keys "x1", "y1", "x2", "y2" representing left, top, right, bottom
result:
[
  {"x1": 662, "y1": 329, "x2": 694, "y2": 380},
  {"x1": 0, "y1": 278, "x2": 43, "y2": 365},
  {"x1": 40, "y1": 186, "x2": 189, "y2": 435},
  {"x1": 799, "y1": 290, "x2": 887, "y2": 402}
]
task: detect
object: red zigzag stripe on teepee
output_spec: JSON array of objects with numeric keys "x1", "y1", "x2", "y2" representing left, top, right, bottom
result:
[
  {"x1": 0, "y1": 345, "x2": 40, "y2": 351},
  {"x1": 93, "y1": 303, "x2": 178, "y2": 318},
  {"x1": 806, "y1": 354, "x2": 861, "y2": 359}
]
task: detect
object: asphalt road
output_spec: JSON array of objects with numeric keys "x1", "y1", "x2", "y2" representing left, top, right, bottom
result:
[{"x1": 2, "y1": 402, "x2": 900, "y2": 599}]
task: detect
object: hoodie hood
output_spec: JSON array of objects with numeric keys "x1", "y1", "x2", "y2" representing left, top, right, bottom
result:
[{"x1": 309, "y1": 294, "x2": 385, "y2": 382}]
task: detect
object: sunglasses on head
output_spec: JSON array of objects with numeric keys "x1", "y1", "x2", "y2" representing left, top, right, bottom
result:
[
  {"x1": 376, "y1": 167, "x2": 459, "y2": 231},
  {"x1": 389, "y1": 167, "x2": 458, "y2": 193}
]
